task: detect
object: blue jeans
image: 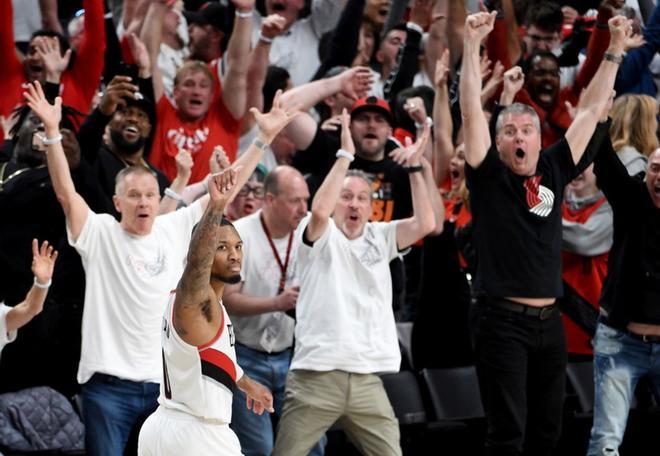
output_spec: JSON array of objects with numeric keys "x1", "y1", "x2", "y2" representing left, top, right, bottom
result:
[
  {"x1": 587, "y1": 323, "x2": 660, "y2": 456},
  {"x1": 230, "y1": 344, "x2": 326, "y2": 456},
  {"x1": 81, "y1": 373, "x2": 159, "y2": 456}
]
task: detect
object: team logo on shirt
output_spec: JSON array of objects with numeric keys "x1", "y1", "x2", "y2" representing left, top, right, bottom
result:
[
  {"x1": 166, "y1": 127, "x2": 209, "y2": 154},
  {"x1": 126, "y1": 252, "x2": 167, "y2": 277},
  {"x1": 523, "y1": 175, "x2": 554, "y2": 218},
  {"x1": 360, "y1": 227, "x2": 384, "y2": 267}
]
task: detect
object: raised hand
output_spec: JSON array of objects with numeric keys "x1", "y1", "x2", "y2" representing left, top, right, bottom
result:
[
  {"x1": 410, "y1": 0, "x2": 437, "y2": 29},
  {"x1": 250, "y1": 90, "x2": 300, "y2": 143},
  {"x1": 23, "y1": 81, "x2": 61, "y2": 131},
  {"x1": 261, "y1": 14, "x2": 286, "y2": 40},
  {"x1": 320, "y1": 115, "x2": 342, "y2": 132},
  {"x1": 175, "y1": 149, "x2": 193, "y2": 182},
  {"x1": 404, "y1": 96, "x2": 428, "y2": 125},
  {"x1": 128, "y1": 33, "x2": 151, "y2": 76},
  {"x1": 480, "y1": 53, "x2": 493, "y2": 81},
  {"x1": 404, "y1": 123, "x2": 431, "y2": 167},
  {"x1": 465, "y1": 11, "x2": 497, "y2": 44},
  {"x1": 35, "y1": 36, "x2": 72, "y2": 83},
  {"x1": 0, "y1": 111, "x2": 20, "y2": 140},
  {"x1": 434, "y1": 49, "x2": 450, "y2": 88},
  {"x1": 208, "y1": 167, "x2": 239, "y2": 210},
  {"x1": 608, "y1": 15, "x2": 633, "y2": 53},
  {"x1": 500, "y1": 66, "x2": 525, "y2": 105},
  {"x1": 98, "y1": 75, "x2": 140, "y2": 116},
  {"x1": 209, "y1": 146, "x2": 231, "y2": 175},
  {"x1": 31, "y1": 239, "x2": 58, "y2": 285},
  {"x1": 339, "y1": 109, "x2": 356, "y2": 156},
  {"x1": 482, "y1": 60, "x2": 505, "y2": 105},
  {"x1": 339, "y1": 67, "x2": 374, "y2": 101}
]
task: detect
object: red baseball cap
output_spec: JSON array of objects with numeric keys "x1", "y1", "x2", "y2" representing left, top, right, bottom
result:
[{"x1": 350, "y1": 96, "x2": 394, "y2": 125}]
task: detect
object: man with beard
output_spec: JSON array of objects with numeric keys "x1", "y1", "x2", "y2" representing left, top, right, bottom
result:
[
  {"x1": 138, "y1": 167, "x2": 274, "y2": 456},
  {"x1": 0, "y1": 0, "x2": 105, "y2": 136},
  {"x1": 487, "y1": 0, "x2": 622, "y2": 148},
  {"x1": 460, "y1": 11, "x2": 628, "y2": 456},
  {"x1": 77, "y1": 74, "x2": 168, "y2": 209},
  {"x1": 186, "y1": 2, "x2": 229, "y2": 63}
]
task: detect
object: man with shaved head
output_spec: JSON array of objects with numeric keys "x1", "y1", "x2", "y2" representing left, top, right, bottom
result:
[{"x1": 223, "y1": 166, "x2": 325, "y2": 456}]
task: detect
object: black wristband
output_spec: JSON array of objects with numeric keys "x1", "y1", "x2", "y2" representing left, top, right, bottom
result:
[{"x1": 405, "y1": 165, "x2": 423, "y2": 174}]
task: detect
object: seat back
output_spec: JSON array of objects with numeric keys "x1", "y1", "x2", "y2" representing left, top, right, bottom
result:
[
  {"x1": 381, "y1": 371, "x2": 427, "y2": 425},
  {"x1": 566, "y1": 361, "x2": 595, "y2": 415},
  {"x1": 396, "y1": 322, "x2": 414, "y2": 371},
  {"x1": 421, "y1": 366, "x2": 485, "y2": 421}
]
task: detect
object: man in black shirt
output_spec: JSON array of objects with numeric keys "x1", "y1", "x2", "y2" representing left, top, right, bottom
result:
[
  {"x1": 587, "y1": 142, "x2": 660, "y2": 455},
  {"x1": 459, "y1": 11, "x2": 630, "y2": 456}
]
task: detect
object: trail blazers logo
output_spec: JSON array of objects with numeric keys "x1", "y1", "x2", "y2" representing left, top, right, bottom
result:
[{"x1": 524, "y1": 175, "x2": 554, "y2": 218}]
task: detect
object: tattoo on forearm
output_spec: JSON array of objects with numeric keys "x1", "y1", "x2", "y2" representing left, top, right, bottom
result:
[{"x1": 177, "y1": 208, "x2": 223, "y2": 306}]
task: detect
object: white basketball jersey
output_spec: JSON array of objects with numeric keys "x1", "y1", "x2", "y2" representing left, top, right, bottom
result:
[{"x1": 158, "y1": 292, "x2": 243, "y2": 423}]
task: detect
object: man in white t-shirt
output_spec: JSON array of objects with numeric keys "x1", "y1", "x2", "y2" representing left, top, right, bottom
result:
[
  {"x1": 272, "y1": 111, "x2": 436, "y2": 456},
  {"x1": 223, "y1": 166, "x2": 324, "y2": 455},
  {"x1": 24, "y1": 80, "x2": 297, "y2": 456},
  {"x1": 0, "y1": 239, "x2": 58, "y2": 357}
]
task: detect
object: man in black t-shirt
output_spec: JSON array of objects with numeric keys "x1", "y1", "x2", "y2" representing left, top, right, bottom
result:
[{"x1": 459, "y1": 11, "x2": 630, "y2": 456}]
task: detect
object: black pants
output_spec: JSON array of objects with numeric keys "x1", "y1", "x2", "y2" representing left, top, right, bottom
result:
[{"x1": 472, "y1": 298, "x2": 567, "y2": 456}]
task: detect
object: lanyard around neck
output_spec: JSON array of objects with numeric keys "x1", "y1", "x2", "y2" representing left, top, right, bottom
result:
[{"x1": 259, "y1": 213, "x2": 294, "y2": 294}]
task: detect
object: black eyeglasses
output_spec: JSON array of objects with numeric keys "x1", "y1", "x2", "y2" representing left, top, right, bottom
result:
[{"x1": 237, "y1": 184, "x2": 265, "y2": 199}]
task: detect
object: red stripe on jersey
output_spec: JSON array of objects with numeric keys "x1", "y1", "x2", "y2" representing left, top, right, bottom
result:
[{"x1": 199, "y1": 348, "x2": 237, "y2": 382}]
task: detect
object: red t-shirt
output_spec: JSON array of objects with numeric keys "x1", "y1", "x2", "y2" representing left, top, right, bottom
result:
[
  {"x1": 149, "y1": 92, "x2": 241, "y2": 184},
  {"x1": 0, "y1": 0, "x2": 105, "y2": 134}
]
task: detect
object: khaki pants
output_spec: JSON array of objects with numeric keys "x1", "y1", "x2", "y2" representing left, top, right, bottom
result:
[{"x1": 273, "y1": 370, "x2": 401, "y2": 456}]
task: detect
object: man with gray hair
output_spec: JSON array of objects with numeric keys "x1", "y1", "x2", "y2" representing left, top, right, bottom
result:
[
  {"x1": 223, "y1": 165, "x2": 326, "y2": 456},
  {"x1": 459, "y1": 10, "x2": 630, "y2": 456},
  {"x1": 272, "y1": 111, "x2": 435, "y2": 455},
  {"x1": 24, "y1": 80, "x2": 298, "y2": 455}
]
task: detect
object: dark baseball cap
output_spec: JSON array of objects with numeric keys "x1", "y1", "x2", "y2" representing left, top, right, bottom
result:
[
  {"x1": 184, "y1": 2, "x2": 228, "y2": 33},
  {"x1": 124, "y1": 94, "x2": 156, "y2": 126},
  {"x1": 350, "y1": 96, "x2": 394, "y2": 125}
]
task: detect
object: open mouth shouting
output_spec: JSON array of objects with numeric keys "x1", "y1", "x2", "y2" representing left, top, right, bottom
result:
[
  {"x1": 123, "y1": 124, "x2": 140, "y2": 141},
  {"x1": 27, "y1": 64, "x2": 44, "y2": 81},
  {"x1": 536, "y1": 83, "x2": 556, "y2": 106},
  {"x1": 513, "y1": 148, "x2": 527, "y2": 167},
  {"x1": 271, "y1": 1, "x2": 286, "y2": 12}
]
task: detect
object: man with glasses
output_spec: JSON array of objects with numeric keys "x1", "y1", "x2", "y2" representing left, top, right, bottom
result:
[{"x1": 223, "y1": 166, "x2": 325, "y2": 456}]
